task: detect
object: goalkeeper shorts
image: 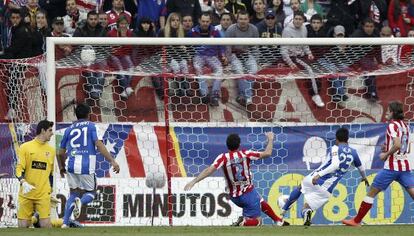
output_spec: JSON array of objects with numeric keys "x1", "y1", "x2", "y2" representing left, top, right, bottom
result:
[{"x1": 17, "y1": 196, "x2": 50, "y2": 220}]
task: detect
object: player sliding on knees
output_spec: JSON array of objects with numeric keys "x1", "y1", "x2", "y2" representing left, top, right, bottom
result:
[
  {"x1": 343, "y1": 101, "x2": 414, "y2": 226},
  {"x1": 15, "y1": 120, "x2": 55, "y2": 228},
  {"x1": 58, "y1": 103, "x2": 120, "y2": 228},
  {"x1": 280, "y1": 128, "x2": 368, "y2": 226},
  {"x1": 184, "y1": 132, "x2": 287, "y2": 226}
]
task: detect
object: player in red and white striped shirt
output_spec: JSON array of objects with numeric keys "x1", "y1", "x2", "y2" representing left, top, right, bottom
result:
[
  {"x1": 343, "y1": 101, "x2": 414, "y2": 226},
  {"x1": 184, "y1": 132, "x2": 286, "y2": 226}
]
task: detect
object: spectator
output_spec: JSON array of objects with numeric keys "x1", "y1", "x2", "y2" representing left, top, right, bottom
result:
[
  {"x1": 215, "y1": 12, "x2": 235, "y2": 36},
  {"x1": 137, "y1": 0, "x2": 167, "y2": 30},
  {"x1": 301, "y1": 0, "x2": 324, "y2": 21},
  {"x1": 225, "y1": 0, "x2": 247, "y2": 15},
  {"x1": 211, "y1": 0, "x2": 230, "y2": 25},
  {"x1": 21, "y1": 0, "x2": 41, "y2": 30},
  {"x1": 251, "y1": 0, "x2": 267, "y2": 25},
  {"x1": 1, "y1": 9, "x2": 33, "y2": 59},
  {"x1": 48, "y1": 16, "x2": 72, "y2": 60},
  {"x1": 76, "y1": 0, "x2": 102, "y2": 14},
  {"x1": 399, "y1": 28, "x2": 414, "y2": 63},
  {"x1": 106, "y1": 0, "x2": 132, "y2": 30},
  {"x1": 63, "y1": 0, "x2": 87, "y2": 36},
  {"x1": 6, "y1": 0, "x2": 28, "y2": 9},
  {"x1": 256, "y1": 8, "x2": 282, "y2": 38},
  {"x1": 281, "y1": 11, "x2": 324, "y2": 108},
  {"x1": 268, "y1": 0, "x2": 286, "y2": 29},
  {"x1": 0, "y1": 1, "x2": 4, "y2": 54},
  {"x1": 38, "y1": 0, "x2": 66, "y2": 24},
  {"x1": 241, "y1": 0, "x2": 254, "y2": 16},
  {"x1": 107, "y1": 15, "x2": 134, "y2": 99},
  {"x1": 351, "y1": 17, "x2": 381, "y2": 102},
  {"x1": 188, "y1": 12, "x2": 227, "y2": 105},
  {"x1": 282, "y1": 0, "x2": 293, "y2": 16},
  {"x1": 134, "y1": 17, "x2": 155, "y2": 37},
  {"x1": 32, "y1": 9, "x2": 49, "y2": 56},
  {"x1": 103, "y1": 0, "x2": 137, "y2": 28},
  {"x1": 167, "y1": 0, "x2": 202, "y2": 23},
  {"x1": 355, "y1": 0, "x2": 387, "y2": 31},
  {"x1": 98, "y1": 11, "x2": 109, "y2": 30},
  {"x1": 226, "y1": 10, "x2": 260, "y2": 107},
  {"x1": 73, "y1": 11, "x2": 107, "y2": 100},
  {"x1": 306, "y1": 14, "x2": 326, "y2": 37},
  {"x1": 325, "y1": 0, "x2": 358, "y2": 36},
  {"x1": 283, "y1": 0, "x2": 301, "y2": 28},
  {"x1": 158, "y1": 12, "x2": 192, "y2": 97},
  {"x1": 380, "y1": 25, "x2": 399, "y2": 65},
  {"x1": 388, "y1": 0, "x2": 414, "y2": 37},
  {"x1": 317, "y1": 25, "x2": 350, "y2": 103},
  {"x1": 200, "y1": 0, "x2": 214, "y2": 12},
  {"x1": 256, "y1": 9, "x2": 282, "y2": 66},
  {"x1": 182, "y1": 14, "x2": 194, "y2": 35}
]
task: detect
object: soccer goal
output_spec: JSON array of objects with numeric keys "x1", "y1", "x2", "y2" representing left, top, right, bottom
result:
[{"x1": 1, "y1": 37, "x2": 414, "y2": 227}]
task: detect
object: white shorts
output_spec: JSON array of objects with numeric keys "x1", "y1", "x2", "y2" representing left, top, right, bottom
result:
[
  {"x1": 66, "y1": 173, "x2": 96, "y2": 191},
  {"x1": 301, "y1": 174, "x2": 331, "y2": 211}
]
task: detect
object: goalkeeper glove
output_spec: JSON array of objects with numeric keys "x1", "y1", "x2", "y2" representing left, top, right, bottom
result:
[{"x1": 21, "y1": 180, "x2": 36, "y2": 195}]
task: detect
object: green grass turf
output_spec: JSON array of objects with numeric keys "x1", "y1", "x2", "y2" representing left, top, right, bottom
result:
[{"x1": 1, "y1": 225, "x2": 414, "y2": 236}]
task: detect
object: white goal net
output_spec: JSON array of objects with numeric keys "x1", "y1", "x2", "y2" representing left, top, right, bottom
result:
[{"x1": 1, "y1": 37, "x2": 414, "y2": 227}]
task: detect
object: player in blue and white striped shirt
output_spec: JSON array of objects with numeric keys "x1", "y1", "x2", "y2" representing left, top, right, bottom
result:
[
  {"x1": 280, "y1": 128, "x2": 369, "y2": 226},
  {"x1": 58, "y1": 103, "x2": 120, "y2": 228}
]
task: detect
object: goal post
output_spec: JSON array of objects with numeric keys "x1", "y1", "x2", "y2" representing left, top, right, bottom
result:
[{"x1": 1, "y1": 37, "x2": 414, "y2": 227}]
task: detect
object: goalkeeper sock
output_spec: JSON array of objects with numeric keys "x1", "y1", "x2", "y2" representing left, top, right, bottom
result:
[
  {"x1": 282, "y1": 187, "x2": 301, "y2": 211},
  {"x1": 354, "y1": 197, "x2": 374, "y2": 223},
  {"x1": 80, "y1": 192, "x2": 95, "y2": 205},
  {"x1": 260, "y1": 200, "x2": 282, "y2": 222},
  {"x1": 63, "y1": 192, "x2": 80, "y2": 225}
]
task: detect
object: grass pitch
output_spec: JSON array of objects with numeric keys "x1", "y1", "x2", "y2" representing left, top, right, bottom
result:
[{"x1": 1, "y1": 225, "x2": 414, "y2": 236}]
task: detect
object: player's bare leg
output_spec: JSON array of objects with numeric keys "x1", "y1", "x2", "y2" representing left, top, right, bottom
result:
[
  {"x1": 343, "y1": 186, "x2": 381, "y2": 226},
  {"x1": 39, "y1": 218, "x2": 51, "y2": 228},
  {"x1": 302, "y1": 202, "x2": 313, "y2": 226},
  {"x1": 18, "y1": 219, "x2": 31, "y2": 228}
]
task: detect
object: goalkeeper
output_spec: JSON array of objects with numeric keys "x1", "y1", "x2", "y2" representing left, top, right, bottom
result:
[{"x1": 15, "y1": 120, "x2": 55, "y2": 228}]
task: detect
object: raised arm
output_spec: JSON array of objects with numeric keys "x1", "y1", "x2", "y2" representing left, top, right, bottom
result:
[{"x1": 259, "y1": 132, "x2": 274, "y2": 159}]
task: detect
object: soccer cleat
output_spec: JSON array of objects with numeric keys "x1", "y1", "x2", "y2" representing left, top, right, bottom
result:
[
  {"x1": 342, "y1": 218, "x2": 361, "y2": 227},
  {"x1": 120, "y1": 90, "x2": 128, "y2": 98},
  {"x1": 61, "y1": 224, "x2": 69, "y2": 228},
  {"x1": 125, "y1": 87, "x2": 134, "y2": 97},
  {"x1": 303, "y1": 209, "x2": 313, "y2": 226},
  {"x1": 312, "y1": 95, "x2": 325, "y2": 107},
  {"x1": 69, "y1": 220, "x2": 84, "y2": 228},
  {"x1": 276, "y1": 220, "x2": 290, "y2": 226},
  {"x1": 231, "y1": 216, "x2": 244, "y2": 226},
  {"x1": 32, "y1": 212, "x2": 40, "y2": 228},
  {"x1": 73, "y1": 197, "x2": 82, "y2": 219}
]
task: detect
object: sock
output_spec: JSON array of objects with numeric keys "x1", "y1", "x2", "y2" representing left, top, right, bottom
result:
[
  {"x1": 354, "y1": 197, "x2": 374, "y2": 223},
  {"x1": 301, "y1": 208, "x2": 310, "y2": 218},
  {"x1": 260, "y1": 200, "x2": 282, "y2": 222},
  {"x1": 283, "y1": 187, "x2": 302, "y2": 211},
  {"x1": 63, "y1": 192, "x2": 80, "y2": 225},
  {"x1": 242, "y1": 218, "x2": 261, "y2": 226},
  {"x1": 81, "y1": 192, "x2": 95, "y2": 205}
]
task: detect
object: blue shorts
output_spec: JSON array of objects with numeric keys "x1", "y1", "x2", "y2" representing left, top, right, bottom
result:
[
  {"x1": 372, "y1": 169, "x2": 414, "y2": 191},
  {"x1": 230, "y1": 188, "x2": 261, "y2": 218}
]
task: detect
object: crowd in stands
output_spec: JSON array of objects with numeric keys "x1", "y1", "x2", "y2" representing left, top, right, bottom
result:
[{"x1": 0, "y1": 0, "x2": 412, "y2": 108}]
